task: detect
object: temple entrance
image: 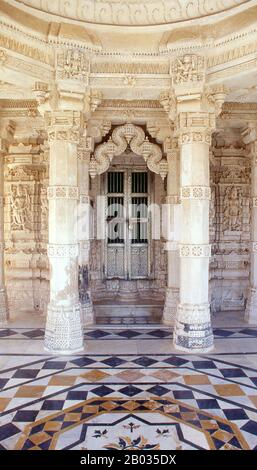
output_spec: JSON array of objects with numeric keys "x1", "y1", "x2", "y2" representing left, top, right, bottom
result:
[{"x1": 105, "y1": 169, "x2": 150, "y2": 280}]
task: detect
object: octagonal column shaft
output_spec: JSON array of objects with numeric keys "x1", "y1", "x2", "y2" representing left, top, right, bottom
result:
[
  {"x1": 44, "y1": 111, "x2": 84, "y2": 354},
  {"x1": 173, "y1": 113, "x2": 214, "y2": 352},
  {"x1": 163, "y1": 141, "x2": 180, "y2": 326},
  {"x1": 0, "y1": 141, "x2": 8, "y2": 324},
  {"x1": 246, "y1": 142, "x2": 257, "y2": 323}
]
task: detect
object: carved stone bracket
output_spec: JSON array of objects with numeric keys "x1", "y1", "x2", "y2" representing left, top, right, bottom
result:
[
  {"x1": 181, "y1": 186, "x2": 211, "y2": 200},
  {"x1": 47, "y1": 186, "x2": 79, "y2": 200},
  {"x1": 89, "y1": 123, "x2": 168, "y2": 179},
  {"x1": 252, "y1": 198, "x2": 257, "y2": 207},
  {"x1": 47, "y1": 244, "x2": 79, "y2": 258},
  {"x1": 179, "y1": 244, "x2": 212, "y2": 258}
]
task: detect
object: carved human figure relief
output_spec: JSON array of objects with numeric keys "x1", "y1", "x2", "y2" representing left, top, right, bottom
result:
[
  {"x1": 223, "y1": 186, "x2": 242, "y2": 232},
  {"x1": 10, "y1": 184, "x2": 32, "y2": 231},
  {"x1": 40, "y1": 186, "x2": 48, "y2": 231},
  {"x1": 172, "y1": 55, "x2": 205, "y2": 84}
]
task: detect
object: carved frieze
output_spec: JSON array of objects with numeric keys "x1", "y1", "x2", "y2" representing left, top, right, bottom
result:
[
  {"x1": 47, "y1": 244, "x2": 79, "y2": 258},
  {"x1": 47, "y1": 186, "x2": 79, "y2": 200},
  {"x1": 179, "y1": 244, "x2": 211, "y2": 258},
  {"x1": 181, "y1": 186, "x2": 211, "y2": 200}
]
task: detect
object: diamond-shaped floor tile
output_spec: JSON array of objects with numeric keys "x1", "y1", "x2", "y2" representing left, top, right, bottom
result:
[
  {"x1": 119, "y1": 385, "x2": 142, "y2": 397},
  {"x1": 115, "y1": 370, "x2": 144, "y2": 382},
  {"x1": 80, "y1": 370, "x2": 110, "y2": 382}
]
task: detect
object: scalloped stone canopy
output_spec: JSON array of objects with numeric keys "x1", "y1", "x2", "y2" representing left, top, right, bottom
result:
[{"x1": 14, "y1": 0, "x2": 249, "y2": 26}]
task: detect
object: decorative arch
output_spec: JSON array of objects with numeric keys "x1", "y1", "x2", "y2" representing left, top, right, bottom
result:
[{"x1": 89, "y1": 123, "x2": 168, "y2": 179}]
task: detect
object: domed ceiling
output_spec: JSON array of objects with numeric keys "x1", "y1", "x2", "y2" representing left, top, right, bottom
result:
[{"x1": 12, "y1": 0, "x2": 251, "y2": 26}]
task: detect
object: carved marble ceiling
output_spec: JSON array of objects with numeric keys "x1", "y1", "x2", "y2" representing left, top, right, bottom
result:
[{"x1": 11, "y1": 0, "x2": 252, "y2": 26}]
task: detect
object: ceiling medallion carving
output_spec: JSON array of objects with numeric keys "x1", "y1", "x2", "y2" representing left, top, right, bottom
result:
[
  {"x1": 89, "y1": 123, "x2": 168, "y2": 179},
  {"x1": 14, "y1": 1, "x2": 249, "y2": 26}
]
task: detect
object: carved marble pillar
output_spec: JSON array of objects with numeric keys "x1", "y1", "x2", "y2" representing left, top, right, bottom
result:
[
  {"x1": 163, "y1": 138, "x2": 180, "y2": 326},
  {"x1": 78, "y1": 139, "x2": 94, "y2": 326},
  {"x1": 0, "y1": 139, "x2": 8, "y2": 324},
  {"x1": 44, "y1": 111, "x2": 84, "y2": 353},
  {"x1": 173, "y1": 112, "x2": 215, "y2": 352},
  {"x1": 246, "y1": 141, "x2": 257, "y2": 324}
]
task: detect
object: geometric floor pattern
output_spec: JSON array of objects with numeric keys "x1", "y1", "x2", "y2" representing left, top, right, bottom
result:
[
  {"x1": 0, "y1": 326, "x2": 257, "y2": 341},
  {"x1": 1, "y1": 325, "x2": 257, "y2": 450}
]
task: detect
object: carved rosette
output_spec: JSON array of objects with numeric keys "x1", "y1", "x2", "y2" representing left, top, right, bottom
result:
[
  {"x1": 47, "y1": 186, "x2": 79, "y2": 200},
  {"x1": 44, "y1": 303, "x2": 84, "y2": 354},
  {"x1": 89, "y1": 123, "x2": 168, "y2": 179},
  {"x1": 47, "y1": 244, "x2": 79, "y2": 258},
  {"x1": 180, "y1": 186, "x2": 211, "y2": 200},
  {"x1": 174, "y1": 303, "x2": 213, "y2": 352},
  {"x1": 179, "y1": 244, "x2": 211, "y2": 258},
  {"x1": 45, "y1": 111, "x2": 83, "y2": 144}
]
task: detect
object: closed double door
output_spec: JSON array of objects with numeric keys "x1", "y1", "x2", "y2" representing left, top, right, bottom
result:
[{"x1": 105, "y1": 169, "x2": 150, "y2": 279}]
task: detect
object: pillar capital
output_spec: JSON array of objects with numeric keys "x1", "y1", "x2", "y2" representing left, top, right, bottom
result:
[
  {"x1": 44, "y1": 110, "x2": 83, "y2": 143},
  {"x1": 175, "y1": 111, "x2": 216, "y2": 145}
]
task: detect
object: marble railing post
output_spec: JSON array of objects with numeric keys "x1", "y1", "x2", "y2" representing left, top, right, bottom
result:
[
  {"x1": 44, "y1": 111, "x2": 84, "y2": 353},
  {"x1": 163, "y1": 138, "x2": 180, "y2": 326},
  {"x1": 0, "y1": 139, "x2": 8, "y2": 324},
  {"x1": 246, "y1": 141, "x2": 257, "y2": 324},
  {"x1": 78, "y1": 139, "x2": 94, "y2": 326},
  {"x1": 173, "y1": 112, "x2": 215, "y2": 352}
]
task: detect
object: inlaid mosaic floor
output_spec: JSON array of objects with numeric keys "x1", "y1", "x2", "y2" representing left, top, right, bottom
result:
[{"x1": 1, "y1": 322, "x2": 257, "y2": 450}]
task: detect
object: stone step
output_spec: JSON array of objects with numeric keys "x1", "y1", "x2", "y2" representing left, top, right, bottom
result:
[{"x1": 94, "y1": 304, "x2": 163, "y2": 318}]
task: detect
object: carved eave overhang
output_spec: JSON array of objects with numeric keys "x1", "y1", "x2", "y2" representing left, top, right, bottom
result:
[{"x1": 218, "y1": 103, "x2": 257, "y2": 128}]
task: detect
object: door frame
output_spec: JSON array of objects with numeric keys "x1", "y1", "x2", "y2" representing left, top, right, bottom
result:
[{"x1": 104, "y1": 167, "x2": 151, "y2": 280}]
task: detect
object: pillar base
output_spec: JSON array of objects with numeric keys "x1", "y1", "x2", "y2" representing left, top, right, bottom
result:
[
  {"x1": 81, "y1": 299, "x2": 95, "y2": 327},
  {"x1": 163, "y1": 288, "x2": 179, "y2": 326},
  {"x1": 245, "y1": 287, "x2": 257, "y2": 324},
  {"x1": 173, "y1": 303, "x2": 214, "y2": 353},
  {"x1": 0, "y1": 288, "x2": 8, "y2": 325},
  {"x1": 44, "y1": 302, "x2": 84, "y2": 354}
]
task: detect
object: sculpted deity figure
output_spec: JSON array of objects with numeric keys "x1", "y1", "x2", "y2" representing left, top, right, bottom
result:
[
  {"x1": 223, "y1": 186, "x2": 242, "y2": 231},
  {"x1": 11, "y1": 184, "x2": 31, "y2": 230},
  {"x1": 174, "y1": 55, "x2": 198, "y2": 83}
]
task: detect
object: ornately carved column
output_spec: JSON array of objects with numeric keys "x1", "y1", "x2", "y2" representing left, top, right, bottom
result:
[
  {"x1": 245, "y1": 140, "x2": 257, "y2": 324},
  {"x1": 173, "y1": 112, "x2": 215, "y2": 352},
  {"x1": 78, "y1": 137, "x2": 94, "y2": 326},
  {"x1": 163, "y1": 137, "x2": 180, "y2": 326},
  {"x1": 44, "y1": 111, "x2": 84, "y2": 353},
  {"x1": 0, "y1": 139, "x2": 8, "y2": 324}
]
